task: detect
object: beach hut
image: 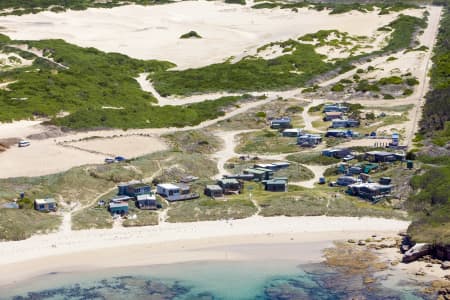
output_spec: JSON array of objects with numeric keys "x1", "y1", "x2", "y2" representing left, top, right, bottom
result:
[
  {"x1": 282, "y1": 128, "x2": 302, "y2": 137},
  {"x1": 34, "y1": 198, "x2": 57, "y2": 212},
  {"x1": 217, "y1": 178, "x2": 243, "y2": 194},
  {"x1": 323, "y1": 104, "x2": 349, "y2": 113},
  {"x1": 244, "y1": 168, "x2": 274, "y2": 181},
  {"x1": 126, "y1": 183, "x2": 151, "y2": 197},
  {"x1": 136, "y1": 194, "x2": 158, "y2": 210},
  {"x1": 109, "y1": 201, "x2": 128, "y2": 215},
  {"x1": 323, "y1": 111, "x2": 343, "y2": 121},
  {"x1": 263, "y1": 178, "x2": 288, "y2": 192},
  {"x1": 224, "y1": 174, "x2": 255, "y2": 181},
  {"x1": 331, "y1": 119, "x2": 359, "y2": 128},
  {"x1": 156, "y1": 183, "x2": 199, "y2": 201},
  {"x1": 297, "y1": 134, "x2": 322, "y2": 146},
  {"x1": 322, "y1": 148, "x2": 351, "y2": 159},
  {"x1": 204, "y1": 185, "x2": 224, "y2": 198},
  {"x1": 336, "y1": 176, "x2": 358, "y2": 186},
  {"x1": 365, "y1": 151, "x2": 396, "y2": 163},
  {"x1": 270, "y1": 117, "x2": 292, "y2": 129},
  {"x1": 347, "y1": 182, "x2": 392, "y2": 202}
]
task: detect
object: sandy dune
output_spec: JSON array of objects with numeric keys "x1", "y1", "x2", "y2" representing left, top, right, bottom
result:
[{"x1": 0, "y1": 1, "x2": 413, "y2": 69}]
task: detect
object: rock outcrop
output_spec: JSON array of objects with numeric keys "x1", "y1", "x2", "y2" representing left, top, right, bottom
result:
[{"x1": 402, "y1": 243, "x2": 433, "y2": 263}]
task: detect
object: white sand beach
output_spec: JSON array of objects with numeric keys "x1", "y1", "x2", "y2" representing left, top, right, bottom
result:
[{"x1": 0, "y1": 216, "x2": 409, "y2": 287}]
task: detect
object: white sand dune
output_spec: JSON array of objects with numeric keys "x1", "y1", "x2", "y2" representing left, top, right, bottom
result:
[{"x1": 0, "y1": 1, "x2": 415, "y2": 69}]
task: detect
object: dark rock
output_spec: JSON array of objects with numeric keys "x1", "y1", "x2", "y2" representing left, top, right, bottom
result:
[
  {"x1": 403, "y1": 243, "x2": 432, "y2": 263},
  {"x1": 442, "y1": 261, "x2": 450, "y2": 270}
]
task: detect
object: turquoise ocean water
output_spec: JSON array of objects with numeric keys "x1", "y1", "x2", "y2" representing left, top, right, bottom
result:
[{"x1": 0, "y1": 259, "x2": 429, "y2": 300}]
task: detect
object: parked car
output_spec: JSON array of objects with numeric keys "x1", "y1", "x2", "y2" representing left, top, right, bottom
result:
[
  {"x1": 319, "y1": 177, "x2": 326, "y2": 184},
  {"x1": 18, "y1": 140, "x2": 30, "y2": 147},
  {"x1": 104, "y1": 158, "x2": 115, "y2": 164},
  {"x1": 343, "y1": 155, "x2": 355, "y2": 162},
  {"x1": 115, "y1": 156, "x2": 126, "y2": 162}
]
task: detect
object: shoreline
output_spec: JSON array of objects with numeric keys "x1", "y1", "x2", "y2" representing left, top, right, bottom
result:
[{"x1": 0, "y1": 215, "x2": 409, "y2": 287}]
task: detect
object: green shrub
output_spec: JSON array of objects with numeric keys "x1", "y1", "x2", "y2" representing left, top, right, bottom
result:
[
  {"x1": 403, "y1": 88, "x2": 413, "y2": 96},
  {"x1": 180, "y1": 31, "x2": 202, "y2": 39},
  {"x1": 383, "y1": 94, "x2": 395, "y2": 99},
  {"x1": 406, "y1": 77, "x2": 419, "y2": 86},
  {"x1": 255, "y1": 111, "x2": 266, "y2": 118},
  {"x1": 331, "y1": 83, "x2": 345, "y2": 92},
  {"x1": 17, "y1": 198, "x2": 33, "y2": 209},
  {"x1": 225, "y1": 0, "x2": 246, "y2": 5},
  {"x1": 379, "y1": 76, "x2": 403, "y2": 85}
]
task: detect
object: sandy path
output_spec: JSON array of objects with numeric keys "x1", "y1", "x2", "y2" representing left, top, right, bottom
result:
[
  {"x1": 9, "y1": 44, "x2": 69, "y2": 69},
  {"x1": 290, "y1": 164, "x2": 330, "y2": 189},
  {"x1": 302, "y1": 99, "x2": 326, "y2": 133},
  {"x1": 212, "y1": 129, "x2": 259, "y2": 179},
  {"x1": 405, "y1": 5, "x2": 442, "y2": 148},
  {"x1": 137, "y1": 72, "x2": 242, "y2": 106}
]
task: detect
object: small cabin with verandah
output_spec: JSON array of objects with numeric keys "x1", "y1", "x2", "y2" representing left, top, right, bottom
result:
[
  {"x1": 34, "y1": 198, "x2": 57, "y2": 212},
  {"x1": 365, "y1": 151, "x2": 396, "y2": 163},
  {"x1": 136, "y1": 194, "x2": 158, "y2": 210},
  {"x1": 322, "y1": 148, "x2": 351, "y2": 159},
  {"x1": 217, "y1": 178, "x2": 243, "y2": 194},
  {"x1": 118, "y1": 182, "x2": 152, "y2": 197},
  {"x1": 331, "y1": 119, "x2": 359, "y2": 128},
  {"x1": 156, "y1": 183, "x2": 199, "y2": 201},
  {"x1": 323, "y1": 111, "x2": 343, "y2": 121},
  {"x1": 347, "y1": 182, "x2": 392, "y2": 202},
  {"x1": 204, "y1": 185, "x2": 224, "y2": 198},
  {"x1": 297, "y1": 134, "x2": 322, "y2": 146},
  {"x1": 263, "y1": 177, "x2": 288, "y2": 192},
  {"x1": 244, "y1": 167, "x2": 274, "y2": 181},
  {"x1": 109, "y1": 201, "x2": 128, "y2": 215},
  {"x1": 323, "y1": 104, "x2": 349, "y2": 113},
  {"x1": 270, "y1": 117, "x2": 292, "y2": 129},
  {"x1": 282, "y1": 128, "x2": 302, "y2": 137}
]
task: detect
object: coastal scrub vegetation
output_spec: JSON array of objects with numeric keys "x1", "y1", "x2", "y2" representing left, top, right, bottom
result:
[
  {"x1": 0, "y1": 209, "x2": 61, "y2": 241},
  {"x1": 0, "y1": 0, "x2": 418, "y2": 16},
  {"x1": 151, "y1": 14, "x2": 426, "y2": 96},
  {"x1": 407, "y1": 4, "x2": 450, "y2": 245},
  {"x1": 0, "y1": 35, "x2": 252, "y2": 129},
  {"x1": 235, "y1": 130, "x2": 300, "y2": 154},
  {"x1": 0, "y1": 0, "x2": 174, "y2": 16},
  {"x1": 286, "y1": 152, "x2": 340, "y2": 166},
  {"x1": 251, "y1": 1, "x2": 419, "y2": 15}
]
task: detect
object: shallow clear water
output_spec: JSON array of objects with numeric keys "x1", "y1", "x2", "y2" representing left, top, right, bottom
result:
[{"x1": 0, "y1": 260, "x2": 428, "y2": 300}]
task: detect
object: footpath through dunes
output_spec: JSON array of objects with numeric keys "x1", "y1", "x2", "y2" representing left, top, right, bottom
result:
[{"x1": 136, "y1": 73, "x2": 243, "y2": 106}]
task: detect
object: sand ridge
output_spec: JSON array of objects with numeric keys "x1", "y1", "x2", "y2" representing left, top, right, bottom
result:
[{"x1": 0, "y1": 1, "x2": 419, "y2": 69}]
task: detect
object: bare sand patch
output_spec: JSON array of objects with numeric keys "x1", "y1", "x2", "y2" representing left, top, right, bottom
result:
[
  {"x1": 0, "y1": 1, "x2": 417, "y2": 69},
  {"x1": 67, "y1": 135, "x2": 167, "y2": 158},
  {"x1": 0, "y1": 120, "x2": 45, "y2": 139},
  {"x1": 0, "y1": 140, "x2": 103, "y2": 178}
]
